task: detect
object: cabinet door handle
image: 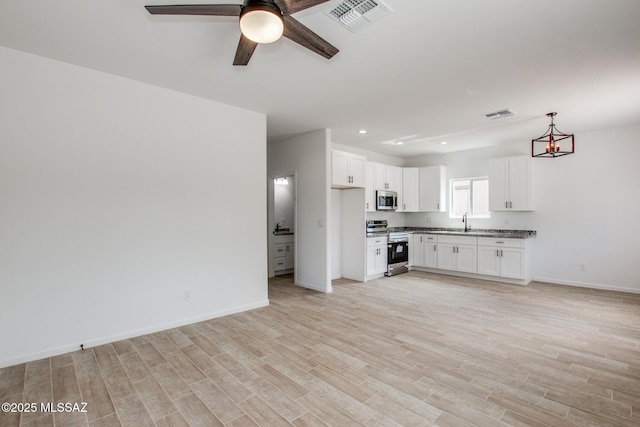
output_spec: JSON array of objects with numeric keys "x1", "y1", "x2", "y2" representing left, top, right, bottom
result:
[
  {"x1": 420, "y1": 236, "x2": 423, "y2": 243},
  {"x1": 403, "y1": 203, "x2": 406, "y2": 210},
  {"x1": 496, "y1": 249, "x2": 500, "y2": 257},
  {"x1": 500, "y1": 249, "x2": 504, "y2": 257},
  {"x1": 437, "y1": 203, "x2": 440, "y2": 210},
  {"x1": 510, "y1": 201, "x2": 513, "y2": 208},
  {"x1": 434, "y1": 245, "x2": 437, "y2": 251},
  {"x1": 366, "y1": 202, "x2": 369, "y2": 209},
  {"x1": 505, "y1": 201, "x2": 508, "y2": 209}
]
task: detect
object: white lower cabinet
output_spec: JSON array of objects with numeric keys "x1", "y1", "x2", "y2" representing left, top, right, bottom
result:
[
  {"x1": 274, "y1": 235, "x2": 294, "y2": 275},
  {"x1": 410, "y1": 234, "x2": 438, "y2": 268},
  {"x1": 409, "y1": 233, "x2": 533, "y2": 284},
  {"x1": 285, "y1": 242, "x2": 294, "y2": 269},
  {"x1": 367, "y1": 236, "x2": 388, "y2": 278},
  {"x1": 477, "y1": 237, "x2": 527, "y2": 280},
  {"x1": 437, "y1": 236, "x2": 477, "y2": 273}
]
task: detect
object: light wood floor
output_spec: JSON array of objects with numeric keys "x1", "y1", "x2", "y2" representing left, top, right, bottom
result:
[{"x1": 1, "y1": 271, "x2": 640, "y2": 426}]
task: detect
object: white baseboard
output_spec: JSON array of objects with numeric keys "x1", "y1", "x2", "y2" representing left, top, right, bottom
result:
[
  {"x1": 533, "y1": 276, "x2": 640, "y2": 294},
  {"x1": 410, "y1": 267, "x2": 530, "y2": 286},
  {"x1": 0, "y1": 299, "x2": 269, "y2": 369},
  {"x1": 295, "y1": 280, "x2": 332, "y2": 293}
]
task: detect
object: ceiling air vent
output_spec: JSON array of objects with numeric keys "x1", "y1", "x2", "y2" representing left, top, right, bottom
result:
[
  {"x1": 325, "y1": 0, "x2": 393, "y2": 33},
  {"x1": 485, "y1": 108, "x2": 515, "y2": 119}
]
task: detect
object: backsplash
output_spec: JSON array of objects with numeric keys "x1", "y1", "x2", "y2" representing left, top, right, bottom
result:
[
  {"x1": 367, "y1": 210, "x2": 536, "y2": 230},
  {"x1": 366, "y1": 211, "x2": 406, "y2": 228},
  {"x1": 404, "y1": 211, "x2": 537, "y2": 231}
]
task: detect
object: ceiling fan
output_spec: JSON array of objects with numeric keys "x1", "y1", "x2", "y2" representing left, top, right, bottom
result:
[{"x1": 145, "y1": 0, "x2": 339, "y2": 66}]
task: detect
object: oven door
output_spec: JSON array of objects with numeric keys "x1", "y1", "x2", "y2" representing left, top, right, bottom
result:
[
  {"x1": 388, "y1": 240, "x2": 409, "y2": 265},
  {"x1": 386, "y1": 239, "x2": 409, "y2": 276}
]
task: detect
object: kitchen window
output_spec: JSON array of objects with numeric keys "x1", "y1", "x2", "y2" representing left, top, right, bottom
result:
[{"x1": 450, "y1": 177, "x2": 490, "y2": 218}]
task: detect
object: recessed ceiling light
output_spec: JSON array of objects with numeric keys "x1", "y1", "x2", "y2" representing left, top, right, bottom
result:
[
  {"x1": 358, "y1": 130, "x2": 367, "y2": 134},
  {"x1": 440, "y1": 141, "x2": 448, "y2": 145},
  {"x1": 396, "y1": 141, "x2": 404, "y2": 145}
]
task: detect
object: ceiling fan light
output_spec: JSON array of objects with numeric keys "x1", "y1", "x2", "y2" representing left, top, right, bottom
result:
[{"x1": 240, "y1": 8, "x2": 284, "y2": 44}]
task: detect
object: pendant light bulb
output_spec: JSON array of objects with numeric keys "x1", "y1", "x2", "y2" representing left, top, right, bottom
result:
[{"x1": 240, "y1": 4, "x2": 284, "y2": 44}]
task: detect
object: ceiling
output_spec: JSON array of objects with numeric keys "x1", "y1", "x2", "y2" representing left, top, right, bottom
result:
[{"x1": 1, "y1": 0, "x2": 640, "y2": 158}]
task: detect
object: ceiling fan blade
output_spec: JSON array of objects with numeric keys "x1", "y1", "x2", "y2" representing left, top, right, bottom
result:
[
  {"x1": 145, "y1": 4, "x2": 242, "y2": 16},
  {"x1": 233, "y1": 35, "x2": 259, "y2": 66},
  {"x1": 282, "y1": 15, "x2": 338, "y2": 60},
  {"x1": 275, "y1": 0, "x2": 331, "y2": 16}
]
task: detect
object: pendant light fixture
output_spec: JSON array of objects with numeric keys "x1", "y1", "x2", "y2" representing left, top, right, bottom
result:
[
  {"x1": 531, "y1": 112, "x2": 575, "y2": 158},
  {"x1": 239, "y1": 0, "x2": 284, "y2": 44}
]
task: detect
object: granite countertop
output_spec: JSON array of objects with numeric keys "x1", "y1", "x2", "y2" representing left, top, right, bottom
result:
[
  {"x1": 273, "y1": 229, "x2": 294, "y2": 236},
  {"x1": 388, "y1": 227, "x2": 536, "y2": 239}
]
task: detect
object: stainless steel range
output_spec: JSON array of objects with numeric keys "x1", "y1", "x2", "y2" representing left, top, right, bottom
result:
[
  {"x1": 366, "y1": 219, "x2": 388, "y2": 237},
  {"x1": 386, "y1": 230, "x2": 409, "y2": 276},
  {"x1": 366, "y1": 220, "x2": 409, "y2": 277}
]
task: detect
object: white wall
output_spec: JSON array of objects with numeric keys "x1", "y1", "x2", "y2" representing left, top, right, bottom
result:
[
  {"x1": 0, "y1": 47, "x2": 268, "y2": 367},
  {"x1": 274, "y1": 176, "x2": 295, "y2": 231},
  {"x1": 332, "y1": 143, "x2": 404, "y2": 166},
  {"x1": 530, "y1": 124, "x2": 640, "y2": 293},
  {"x1": 331, "y1": 189, "x2": 342, "y2": 279},
  {"x1": 268, "y1": 130, "x2": 331, "y2": 292},
  {"x1": 404, "y1": 125, "x2": 640, "y2": 293}
]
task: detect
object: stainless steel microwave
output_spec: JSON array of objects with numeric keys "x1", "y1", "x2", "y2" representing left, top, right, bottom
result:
[{"x1": 376, "y1": 190, "x2": 398, "y2": 211}]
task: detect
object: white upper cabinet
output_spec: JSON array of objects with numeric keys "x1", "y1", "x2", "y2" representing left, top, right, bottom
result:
[
  {"x1": 488, "y1": 156, "x2": 533, "y2": 211},
  {"x1": 373, "y1": 163, "x2": 402, "y2": 192},
  {"x1": 391, "y1": 166, "x2": 403, "y2": 211},
  {"x1": 366, "y1": 162, "x2": 403, "y2": 211},
  {"x1": 418, "y1": 165, "x2": 446, "y2": 212},
  {"x1": 332, "y1": 150, "x2": 366, "y2": 188},
  {"x1": 365, "y1": 162, "x2": 376, "y2": 212},
  {"x1": 402, "y1": 167, "x2": 419, "y2": 212}
]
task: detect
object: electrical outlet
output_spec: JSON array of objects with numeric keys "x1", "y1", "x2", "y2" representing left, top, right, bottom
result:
[
  {"x1": 183, "y1": 290, "x2": 191, "y2": 302},
  {"x1": 580, "y1": 264, "x2": 587, "y2": 272}
]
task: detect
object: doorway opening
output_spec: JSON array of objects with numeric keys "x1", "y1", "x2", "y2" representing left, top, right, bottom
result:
[{"x1": 269, "y1": 175, "x2": 296, "y2": 277}]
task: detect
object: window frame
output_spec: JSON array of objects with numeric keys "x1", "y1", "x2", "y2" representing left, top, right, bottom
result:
[{"x1": 449, "y1": 176, "x2": 491, "y2": 219}]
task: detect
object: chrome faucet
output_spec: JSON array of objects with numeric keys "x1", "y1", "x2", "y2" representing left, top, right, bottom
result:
[{"x1": 462, "y1": 212, "x2": 470, "y2": 232}]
